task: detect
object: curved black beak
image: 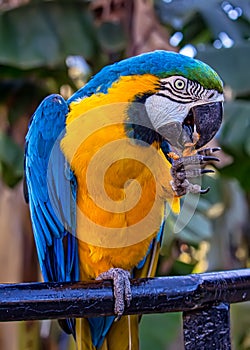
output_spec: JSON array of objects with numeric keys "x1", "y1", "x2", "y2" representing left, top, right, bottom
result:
[{"x1": 193, "y1": 102, "x2": 223, "y2": 149}]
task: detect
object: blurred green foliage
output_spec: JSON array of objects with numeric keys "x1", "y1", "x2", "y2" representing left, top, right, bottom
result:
[
  {"x1": 0, "y1": 1, "x2": 100, "y2": 68},
  {"x1": 1, "y1": 0, "x2": 250, "y2": 349}
]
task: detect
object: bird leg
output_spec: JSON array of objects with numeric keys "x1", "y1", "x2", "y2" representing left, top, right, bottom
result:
[
  {"x1": 170, "y1": 147, "x2": 220, "y2": 197},
  {"x1": 96, "y1": 268, "x2": 132, "y2": 317}
]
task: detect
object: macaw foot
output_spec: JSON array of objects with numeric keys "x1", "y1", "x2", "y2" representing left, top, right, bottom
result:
[
  {"x1": 96, "y1": 268, "x2": 132, "y2": 317},
  {"x1": 170, "y1": 147, "x2": 220, "y2": 197}
]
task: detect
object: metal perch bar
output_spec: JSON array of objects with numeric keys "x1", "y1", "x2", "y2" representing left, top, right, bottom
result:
[
  {"x1": 0, "y1": 269, "x2": 249, "y2": 322},
  {"x1": 183, "y1": 302, "x2": 231, "y2": 349}
]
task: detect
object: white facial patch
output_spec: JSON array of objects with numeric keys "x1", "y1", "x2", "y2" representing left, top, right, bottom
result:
[{"x1": 144, "y1": 95, "x2": 189, "y2": 131}]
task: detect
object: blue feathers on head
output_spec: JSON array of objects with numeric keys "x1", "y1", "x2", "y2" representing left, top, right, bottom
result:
[{"x1": 68, "y1": 50, "x2": 223, "y2": 104}]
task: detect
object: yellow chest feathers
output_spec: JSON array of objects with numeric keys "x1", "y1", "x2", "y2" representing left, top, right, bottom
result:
[{"x1": 60, "y1": 74, "x2": 178, "y2": 276}]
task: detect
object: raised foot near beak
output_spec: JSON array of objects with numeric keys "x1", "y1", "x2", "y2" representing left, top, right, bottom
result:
[
  {"x1": 170, "y1": 147, "x2": 220, "y2": 197},
  {"x1": 96, "y1": 268, "x2": 132, "y2": 317}
]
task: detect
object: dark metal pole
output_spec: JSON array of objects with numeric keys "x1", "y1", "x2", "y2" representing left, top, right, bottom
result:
[
  {"x1": 0, "y1": 269, "x2": 249, "y2": 321},
  {"x1": 183, "y1": 302, "x2": 231, "y2": 350}
]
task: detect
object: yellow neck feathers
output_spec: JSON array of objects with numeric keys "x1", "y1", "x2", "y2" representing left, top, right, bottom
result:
[{"x1": 66, "y1": 74, "x2": 159, "y2": 125}]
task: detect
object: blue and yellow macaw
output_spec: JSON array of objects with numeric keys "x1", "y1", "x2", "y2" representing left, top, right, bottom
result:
[{"x1": 24, "y1": 51, "x2": 223, "y2": 350}]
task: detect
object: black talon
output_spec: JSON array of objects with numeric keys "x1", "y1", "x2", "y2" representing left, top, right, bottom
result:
[
  {"x1": 202, "y1": 156, "x2": 220, "y2": 162},
  {"x1": 198, "y1": 147, "x2": 221, "y2": 156},
  {"x1": 200, "y1": 187, "x2": 210, "y2": 194},
  {"x1": 211, "y1": 147, "x2": 221, "y2": 152},
  {"x1": 201, "y1": 169, "x2": 215, "y2": 174}
]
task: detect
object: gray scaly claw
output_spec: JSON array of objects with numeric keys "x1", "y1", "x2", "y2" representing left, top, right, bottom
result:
[
  {"x1": 170, "y1": 147, "x2": 220, "y2": 196},
  {"x1": 96, "y1": 268, "x2": 132, "y2": 317}
]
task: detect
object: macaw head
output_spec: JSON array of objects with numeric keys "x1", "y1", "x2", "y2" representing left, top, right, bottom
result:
[
  {"x1": 140, "y1": 52, "x2": 223, "y2": 151},
  {"x1": 70, "y1": 50, "x2": 223, "y2": 152},
  {"x1": 123, "y1": 51, "x2": 223, "y2": 151}
]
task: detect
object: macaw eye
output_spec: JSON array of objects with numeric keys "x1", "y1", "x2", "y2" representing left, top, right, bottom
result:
[{"x1": 174, "y1": 79, "x2": 185, "y2": 89}]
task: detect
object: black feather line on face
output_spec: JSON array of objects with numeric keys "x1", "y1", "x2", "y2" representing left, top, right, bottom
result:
[
  {"x1": 125, "y1": 93, "x2": 172, "y2": 163},
  {"x1": 126, "y1": 93, "x2": 162, "y2": 145}
]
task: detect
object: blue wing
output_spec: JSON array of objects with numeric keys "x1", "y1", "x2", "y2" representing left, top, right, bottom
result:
[{"x1": 24, "y1": 94, "x2": 79, "y2": 284}]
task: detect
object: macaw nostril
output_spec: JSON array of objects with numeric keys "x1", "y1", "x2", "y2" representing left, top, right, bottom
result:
[{"x1": 193, "y1": 102, "x2": 223, "y2": 149}]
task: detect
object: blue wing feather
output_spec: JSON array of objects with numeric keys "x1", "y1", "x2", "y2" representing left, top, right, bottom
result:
[
  {"x1": 89, "y1": 316, "x2": 115, "y2": 348},
  {"x1": 136, "y1": 219, "x2": 165, "y2": 270},
  {"x1": 24, "y1": 94, "x2": 79, "y2": 284}
]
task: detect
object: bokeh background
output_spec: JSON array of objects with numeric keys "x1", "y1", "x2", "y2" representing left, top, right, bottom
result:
[{"x1": 0, "y1": 0, "x2": 250, "y2": 349}]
